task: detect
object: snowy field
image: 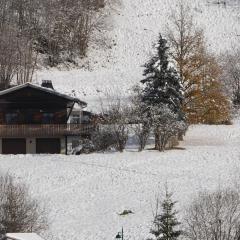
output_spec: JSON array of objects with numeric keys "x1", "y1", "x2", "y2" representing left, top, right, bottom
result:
[
  {"x1": 4, "y1": 1, "x2": 240, "y2": 239},
  {"x1": 0, "y1": 121, "x2": 239, "y2": 240},
  {"x1": 34, "y1": 0, "x2": 240, "y2": 112}
]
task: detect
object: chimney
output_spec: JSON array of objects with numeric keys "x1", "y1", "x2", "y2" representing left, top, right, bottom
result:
[{"x1": 41, "y1": 80, "x2": 54, "y2": 90}]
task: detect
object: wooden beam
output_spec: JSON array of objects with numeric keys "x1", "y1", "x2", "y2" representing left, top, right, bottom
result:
[
  {"x1": 67, "y1": 103, "x2": 75, "y2": 121},
  {"x1": 65, "y1": 136, "x2": 68, "y2": 155}
]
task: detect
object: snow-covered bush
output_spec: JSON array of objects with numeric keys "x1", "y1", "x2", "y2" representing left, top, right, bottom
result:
[
  {"x1": 99, "y1": 122, "x2": 129, "y2": 152},
  {"x1": 130, "y1": 85, "x2": 187, "y2": 151},
  {"x1": 149, "y1": 105, "x2": 187, "y2": 151},
  {"x1": 91, "y1": 127, "x2": 117, "y2": 152},
  {"x1": 78, "y1": 139, "x2": 95, "y2": 154},
  {"x1": 100, "y1": 96, "x2": 130, "y2": 152},
  {"x1": 130, "y1": 122, "x2": 150, "y2": 152}
]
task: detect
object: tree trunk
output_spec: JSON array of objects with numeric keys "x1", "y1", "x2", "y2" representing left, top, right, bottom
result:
[
  {"x1": 178, "y1": 132, "x2": 184, "y2": 141},
  {"x1": 155, "y1": 130, "x2": 160, "y2": 150}
]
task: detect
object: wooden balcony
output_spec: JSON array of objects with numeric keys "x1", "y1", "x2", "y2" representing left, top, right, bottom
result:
[{"x1": 0, "y1": 124, "x2": 95, "y2": 137}]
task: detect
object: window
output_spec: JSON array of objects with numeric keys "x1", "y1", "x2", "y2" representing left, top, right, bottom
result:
[
  {"x1": 33, "y1": 112, "x2": 43, "y2": 124},
  {"x1": 5, "y1": 113, "x2": 18, "y2": 124},
  {"x1": 42, "y1": 113, "x2": 54, "y2": 124},
  {"x1": 25, "y1": 112, "x2": 33, "y2": 124},
  {"x1": 70, "y1": 114, "x2": 81, "y2": 124},
  {"x1": 82, "y1": 115, "x2": 90, "y2": 124}
]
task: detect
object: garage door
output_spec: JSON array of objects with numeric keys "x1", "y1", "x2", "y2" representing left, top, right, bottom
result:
[
  {"x1": 36, "y1": 138, "x2": 60, "y2": 154},
  {"x1": 2, "y1": 138, "x2": 26, "y2": 154}
]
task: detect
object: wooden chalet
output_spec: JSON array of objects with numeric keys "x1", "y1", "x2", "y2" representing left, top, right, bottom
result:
[{"x1": 0, "y1": 81, "x2": 94, "y2": 154}]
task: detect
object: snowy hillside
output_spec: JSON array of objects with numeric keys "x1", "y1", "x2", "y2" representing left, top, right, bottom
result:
[
  {"x1": 34, "y1": 0, "x2": 240, "y2": 111},
  {"x1": 0, "y1": 121, "x2": 239, "y2": 240}
]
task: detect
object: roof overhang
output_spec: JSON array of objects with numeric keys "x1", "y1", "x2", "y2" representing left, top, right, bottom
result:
[
  {"x1": 5, "y1": 233, "x2": 45, "y2": 240},
  {"x1": 0, "y1": 83, "x2": 87, "y2": 108}
]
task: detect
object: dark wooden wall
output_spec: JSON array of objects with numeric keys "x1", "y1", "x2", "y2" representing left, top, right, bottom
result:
[{"x1": 0, "y1": 87, "x2": 73, "y2": 124}]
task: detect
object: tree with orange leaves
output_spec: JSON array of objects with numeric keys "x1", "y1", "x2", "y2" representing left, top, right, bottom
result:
[
  {"x1": 195, "y1": 54, "x2": 230, "y2": 124},
  {"x1": 167, "y1": 3, "x2": 230, "y2": 124}
]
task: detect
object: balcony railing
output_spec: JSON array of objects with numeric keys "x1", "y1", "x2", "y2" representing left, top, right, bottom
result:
[{"x1": 0, "y1": 124, "x2": 95, "y2": 137}]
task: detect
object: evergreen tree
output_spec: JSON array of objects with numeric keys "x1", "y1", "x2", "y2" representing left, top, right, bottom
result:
[
  {"x1": 149, "y1": 191, "x2": 181, "y2": 240},
  {"x1": 140, "y1": 34, "x2": 186, "y2": 150},
  {"x1": 141, "y1": 34, "x2": 183, "y2": 116}
]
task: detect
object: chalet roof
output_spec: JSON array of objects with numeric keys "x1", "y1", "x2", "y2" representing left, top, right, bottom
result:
[
  {"x1": 0, "y1": 83, "x2": 87, "y2": 107},
  {"x1": 6, "y1": 233, "x2": 45, "y2": 240}
]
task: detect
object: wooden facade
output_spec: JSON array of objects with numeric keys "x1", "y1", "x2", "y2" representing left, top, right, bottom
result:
[
  {"x1": 0, "y1": 83, "x2": 90, "y2": 154},
  {"x1": 0, "y1": 85, "x2": 74, "y2": 124},
  {"x1": 0, "y1": 124, "x2": 94, "y2": 137}
]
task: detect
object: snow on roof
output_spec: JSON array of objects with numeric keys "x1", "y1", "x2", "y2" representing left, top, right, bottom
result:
[
  {"x1": 6, "y1": 233, "x2": 45, "y2": 240},
  {"x1": 0, "y1": 82, "x2": 87, "y2": 107}
]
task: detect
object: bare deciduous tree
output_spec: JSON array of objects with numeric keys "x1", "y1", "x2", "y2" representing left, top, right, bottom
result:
[
  {"x1": 185, "y1": 189, "x2": 240, "y2": 240},
  {"x1": 130, "y1": 110, "x2": 151, "y2": 152},
  {"x1": 39, "y1": 0, "x2": 112, "y2": 66},
  {"x1": 167, "y1": 2, "x2": 205, "y2": 105},
  {"x1": 0, "y1": 26, "x2": 38, "y2": 89},
  {"x1": 16, "y1": 38, "x2": 38, "y2": 85},
  {"x1": 0, "y1": 173, "x2": 48, "y2": 235},
  {"x1": 0, "y1": 0, "x2": 114, "y2": 71},
  {"x1": 130, "y1": 87, "x2": 151, "y2": 151},
  {"x1": 0, "y1": 25, "x2": 19, "y2": 90},
  {"x1": 221, "y1": 50, "x2": 240, "y2": 107},
  {"x1": 100, "y1": 95, "x2": 130, "y2": 152}
]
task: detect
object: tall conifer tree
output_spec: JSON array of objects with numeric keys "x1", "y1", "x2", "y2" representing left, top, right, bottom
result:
[
  {"x1": 140, "y1": 34, "x2": 186, "y2": 150},
  {"x1": 141, "y1": 34, "x2": 183, "y2": 117}
]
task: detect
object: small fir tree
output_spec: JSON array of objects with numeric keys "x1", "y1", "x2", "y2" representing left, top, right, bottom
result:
[{"x1": 149, "y1": 191, "x2": 181, "y2": 240}]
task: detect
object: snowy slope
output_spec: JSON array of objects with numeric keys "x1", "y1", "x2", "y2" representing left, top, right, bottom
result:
[
  {"x1": 0, "y1": 121, "x2": 239, "y2": 240},
  {"x1": 34, "y1": 0, "x2": 240, "y2": 111}
]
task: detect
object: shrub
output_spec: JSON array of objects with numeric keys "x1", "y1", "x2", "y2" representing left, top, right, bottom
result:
[
  {"x1": 78, "y1": 139, "x2": 95, "y2": 154},
  {"x1": 0, "y1": 173, "x2": 48, "y2": 235},
  {"x1": 91, "y1": 127, "x2": 117, "y2": 152}
]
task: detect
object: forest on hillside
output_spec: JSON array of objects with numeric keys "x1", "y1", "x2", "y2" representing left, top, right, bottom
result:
[{"x1": 0, "y1": 0, "x2": 116, "y2": 89}]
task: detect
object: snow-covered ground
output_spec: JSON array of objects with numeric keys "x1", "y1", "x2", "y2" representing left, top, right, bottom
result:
[
  {"x1": 0, "y1": 121, "x2": 239, "y2": 240},
  {"x1": 6, "y1": 1, "x2": 240, "y2": 239},
  {"x1": 34, "y1": 0, "x2": 240, "y2": 112}
]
